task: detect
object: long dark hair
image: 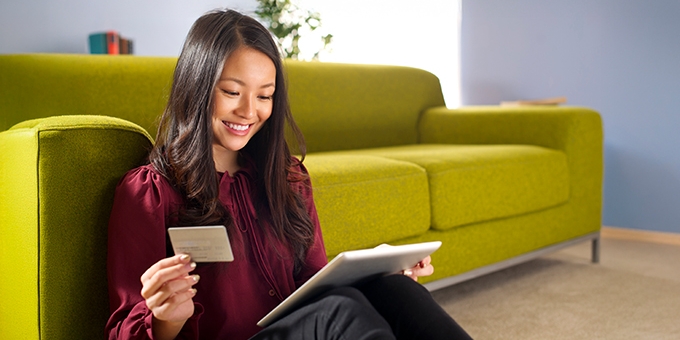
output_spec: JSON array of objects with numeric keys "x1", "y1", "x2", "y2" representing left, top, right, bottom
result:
[{"x1": 149, "y1": 9, "x2": 314, "y2": 266}]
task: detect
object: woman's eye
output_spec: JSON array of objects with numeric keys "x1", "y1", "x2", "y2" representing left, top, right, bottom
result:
[
  {"x1": 221, "y1": 89, "x2": 239, "y2": 96},
  {"x1": 258, "y1": 95, "x2": 273, "y2": 101}
]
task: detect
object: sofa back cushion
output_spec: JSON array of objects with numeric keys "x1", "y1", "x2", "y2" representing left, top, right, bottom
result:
[
  {"x1": 0, "y1": 54, "x2": 176, "y2": 135},
  {"x1": 285, "y1": 60, "x2": 445, "y2": 152},
  {"x1": 1, "y1": 55, "x2": 446, "y2": 154}
]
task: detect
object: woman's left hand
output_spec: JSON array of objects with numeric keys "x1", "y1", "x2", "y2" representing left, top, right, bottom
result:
[{"x1": 402, "y1": 255, "x2": 434, "y2": 282}]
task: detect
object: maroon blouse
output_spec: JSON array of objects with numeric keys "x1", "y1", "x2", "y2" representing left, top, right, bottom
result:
[{"x1": 105, "y1": 159, "x2": 328, "y2": 340}]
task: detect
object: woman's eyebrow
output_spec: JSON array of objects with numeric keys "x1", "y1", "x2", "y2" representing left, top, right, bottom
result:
[{"x1": 219, "y1": 77, "x2": 275, "y2": 89}]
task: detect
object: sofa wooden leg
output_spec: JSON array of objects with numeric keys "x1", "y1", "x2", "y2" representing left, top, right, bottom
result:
[{"x1": 591, "y1": 233, "x2": 601, "y2": 263}]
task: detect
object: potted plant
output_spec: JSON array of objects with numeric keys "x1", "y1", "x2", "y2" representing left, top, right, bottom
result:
[{"x1": 255, "y1": 0, "x2": 332, "y2": 60}]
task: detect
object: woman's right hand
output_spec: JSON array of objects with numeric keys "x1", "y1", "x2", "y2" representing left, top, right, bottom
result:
[{"x1": 140, "y1": 254, "x2": 199, "y2": 338}]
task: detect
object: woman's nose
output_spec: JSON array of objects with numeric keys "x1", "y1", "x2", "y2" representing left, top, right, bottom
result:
[{"x1": 236, "y1": 96, "x2": 255, "y2": 119}]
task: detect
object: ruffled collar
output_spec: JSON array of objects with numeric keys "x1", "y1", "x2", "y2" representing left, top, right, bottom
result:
[{"x1": 217, "y1": 153, "x2": 257, "y2": 181}]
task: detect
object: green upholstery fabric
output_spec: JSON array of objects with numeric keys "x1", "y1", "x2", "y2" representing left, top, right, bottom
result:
[
  {"x1": 394, "y1": 199, "x2": 600, "y2": 283},
  {"x1": 303, "y1": 154, "x2": 430, "y2": 256},
  {"x1": 331, "y1": 144, "x2": 570, "y2": 230},
  {"x1": 0, "y1": 115, "x2": 152, "y2": 339},
  {"x1": 284, "y1": 61, "x2": 445, "y2": 152},
  {"x1": 0, "y1": 127, "x2": 40, "y2": 340},
  {"x1": 0, "y1": 54, "x2": 604, "y2": 339},
  {"x1": 0, "y1": 54, "x2": 175, "y2": 136},
  {"x1": 419, "y1": 106, "x2": 604, "y2": 234}
]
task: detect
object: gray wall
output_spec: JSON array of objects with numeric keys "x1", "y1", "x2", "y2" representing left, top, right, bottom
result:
[
  {"x1": 7, "y1": 0, "x2": 672, "y2": 233},
  {"x1": 0, "y1": 0, "x2": 255, "y2": 56},
  {"x1": 461, "y1": 0, "x2": 680, "y2": 233}
]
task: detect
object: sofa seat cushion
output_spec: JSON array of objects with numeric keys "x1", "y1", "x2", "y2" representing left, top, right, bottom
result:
[
  {"x1": 341, "y1": 144, "x2": 570, "y2": 230},
  {"x1": 302, "y1": 154, "x2": 430, "y2": 256}
]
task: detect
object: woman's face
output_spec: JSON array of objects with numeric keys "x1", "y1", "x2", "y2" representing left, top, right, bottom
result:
[{"x1": 211, "y1": 46, "x2": 276, "y2": 171}]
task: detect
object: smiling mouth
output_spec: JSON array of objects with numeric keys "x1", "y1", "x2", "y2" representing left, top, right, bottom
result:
[{"x1": 224, "y1": 121, "x2": 251, "y2": 131}]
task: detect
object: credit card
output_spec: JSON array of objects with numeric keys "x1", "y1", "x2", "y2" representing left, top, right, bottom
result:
[{"x1": 168, "y1": 225, "x2": 234, "y2": 262}]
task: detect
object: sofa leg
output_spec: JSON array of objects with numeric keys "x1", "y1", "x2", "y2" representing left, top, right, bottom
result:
[{"x1": 591, "y1": 233, "x2": 601, "y2": 263}]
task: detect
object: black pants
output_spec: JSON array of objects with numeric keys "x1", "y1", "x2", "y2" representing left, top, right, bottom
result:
[{"x1": 252, "y1": 274, "x2": 472, "y2": 340}]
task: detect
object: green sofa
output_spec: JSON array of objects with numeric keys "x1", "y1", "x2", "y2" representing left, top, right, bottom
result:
[{"x1": 0, "y1": 54, "x2": 603, "y2": 339}]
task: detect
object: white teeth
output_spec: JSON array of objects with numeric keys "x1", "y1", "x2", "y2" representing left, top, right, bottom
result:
[{"x1": 226, "y1": 122, "x2": 249, "y2": 131}]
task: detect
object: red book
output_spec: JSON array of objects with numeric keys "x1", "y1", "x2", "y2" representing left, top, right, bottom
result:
[{"x1": 106, "y1": 31, "x2": 120, "y2": 55}]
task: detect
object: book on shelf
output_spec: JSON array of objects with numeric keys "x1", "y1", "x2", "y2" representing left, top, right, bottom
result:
[
  {"x1": 88, "y1": 33, "x2": 107, "y2": 54},
  {"x1": 500, "y1": 97, "x2": 567, "y2": 107},
  {"x1": 120, "y1": 37, "x2": 133, "y2": 55},
  {"x1": 88, "y1": 31, "x2": 134, "y2": 55},
  {"x1": 106, "y1": 31, "x2": 119, "y2": 54}
]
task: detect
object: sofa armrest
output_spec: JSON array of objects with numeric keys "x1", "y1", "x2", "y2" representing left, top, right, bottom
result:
[
  {"x1": 419, "y1": 106, "x2": 602, "y2": 152},
  {"x1": 0, "y1": 115, "x2": 153, "y2": 339},
  {"x1": 419, "y1": 105, "x2": 604, "y2": 229}
]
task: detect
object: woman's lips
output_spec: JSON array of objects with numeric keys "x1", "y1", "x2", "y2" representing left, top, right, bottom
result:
[{"x1": 223, "y1": 121, "x2": 252, "y2": 135}]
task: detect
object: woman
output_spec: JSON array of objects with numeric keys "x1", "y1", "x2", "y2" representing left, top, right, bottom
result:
[{"x1": 106, "y1": 9, "x2": 471, "y2": 340}]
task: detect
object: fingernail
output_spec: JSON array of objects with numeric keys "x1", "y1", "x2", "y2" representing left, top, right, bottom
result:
[
  {"x1": 190, "y1": 288, "x2": 197, "y2": 295},
  {"x1": 186, "y1": 262, "x2": 196, "y2": 270},
  {"x1": 180, "y1": 254, "x2": 190, "y2": 262},
  {"x1": 191, "y1": 274, "x2": 200, "y2": 283}
]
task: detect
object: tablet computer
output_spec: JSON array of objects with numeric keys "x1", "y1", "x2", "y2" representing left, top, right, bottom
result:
[
  {"x1": 168, "y1": 225, "x2": 234, "y2": 262},
  {"x1": 257, "y1": 241, "x2": 442, "y2": 327}
]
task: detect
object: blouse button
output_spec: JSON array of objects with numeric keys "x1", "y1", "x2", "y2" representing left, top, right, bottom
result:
[{"x1": 268, "y1": 289, "x2": 276, "y2": 297}]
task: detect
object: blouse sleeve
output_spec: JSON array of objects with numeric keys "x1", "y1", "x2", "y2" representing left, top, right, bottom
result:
[
  {"x1": 292, "y1": 160, "x2": 329, "y2": 287},
  {"x1": 105, "y1": 166, "x2": 202, "y2": 340}
]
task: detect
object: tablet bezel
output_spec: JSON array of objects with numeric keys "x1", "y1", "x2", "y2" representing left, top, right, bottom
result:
[{"x1": 257, "y1": 241, "x2": 442, "y2": 327}]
